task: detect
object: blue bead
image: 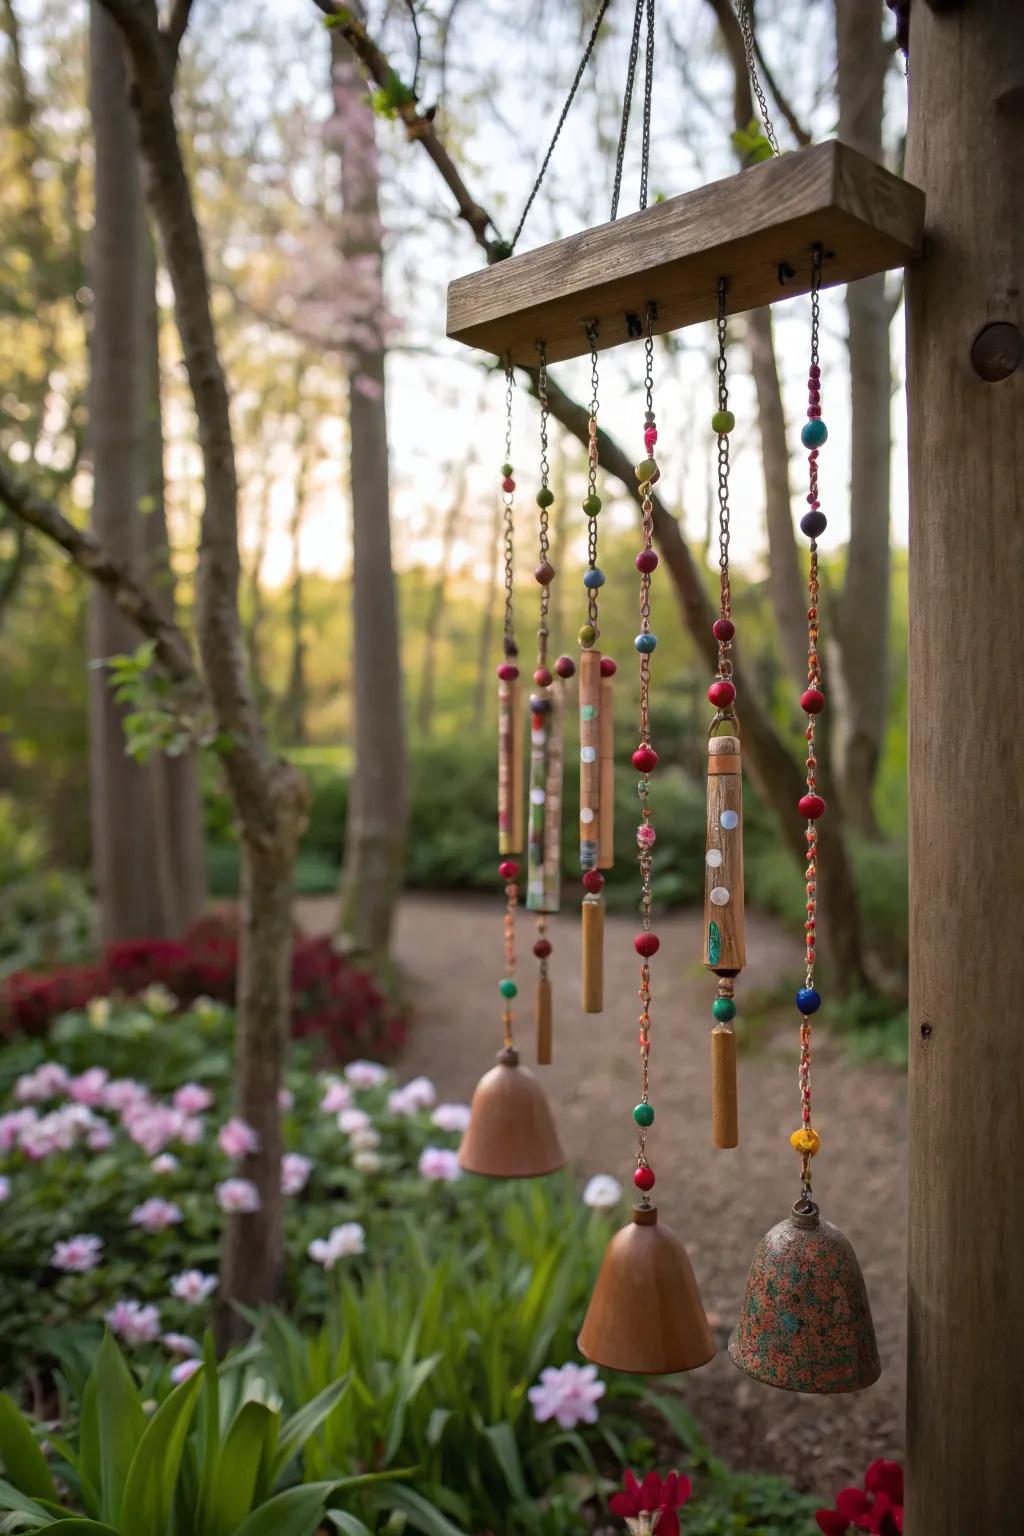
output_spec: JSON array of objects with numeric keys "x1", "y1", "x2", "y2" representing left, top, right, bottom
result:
[
  {"x1": 583, "y1": 567, "x2": 606, "y2": 590},
  {"x1": 801, "y1": 419, "x2": 828, "y2": 449},
  {"x1": 796, "y1": 987, "x2": 821, "y2": 1015},
  {"x1": 634, "y1": 632, "x2": 657, "y2": 654},
  {"x1": 801, "y1": 510, "x2": 828, "y2": 538}
]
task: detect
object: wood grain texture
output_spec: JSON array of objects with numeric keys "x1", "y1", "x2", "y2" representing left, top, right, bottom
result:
[
  {"x1": 704, "y1": 742, "x2": 746, "y2": 973},
  {"x1": 905, "y1": 2, "x2": 1024, "y2": 1527},
  {"x1": 711, "y1": 1026, "x2": 739, "y2": 1149},
  {"x1": 579, "y1": 650, "x2": 601, "y2": 868},
  {"x1": 581, "y1": 894, "x2": 604, "y2": 1014},
  {"x1": 526, "y1": 683, "x2": 563, "y2": 912},
  {"x1": 497, "y1": 676, "x2": 523, "y2": 855},
  {"x1": 458, "y1": 1056, "x2": 565, "y2": 1178},
  {"x1": 536, "y1": 975, "x2": 552, "y2": 1065},
  {"x1": 447, "y1": 142, "x2": 924, "y2": 365},
  {"x1": 598, "y1": 674, "x2": 615, "y2": 869}
]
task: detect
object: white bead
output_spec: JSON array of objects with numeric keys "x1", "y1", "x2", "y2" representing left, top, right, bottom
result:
[
  {"x1": 580, "y1": 745, "x2": 597, "y2": 764},
  {"x1": 580, "y1": 807, "x2": 595, "y2": 824},
  {"x1": 709, "y1": 886, "x2": 731, "y2": 906},
  {"x1": 720, "y1": 809, "x2": 739, "y2": 831},
  {"x1": 530, "y1": 788, "x2": 545, "y2": 804},
  {"x1": 706, "y1": 848, "x2": 723, "y2": 868}
]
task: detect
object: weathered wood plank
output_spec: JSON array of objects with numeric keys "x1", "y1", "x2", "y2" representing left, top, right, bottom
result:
[{"x1": 447, "y1": 141, "x2": 924, "y2": 364}]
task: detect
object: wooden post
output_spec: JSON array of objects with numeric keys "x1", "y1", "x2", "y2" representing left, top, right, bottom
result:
[{"x1": 905, "y1": 2, "x2": 1023, "y2": 1528}]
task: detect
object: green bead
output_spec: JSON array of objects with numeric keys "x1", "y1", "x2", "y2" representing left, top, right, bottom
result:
[
  {"x1": 711, "y1": 409, "x2": 735, "y2": 434},
  {"x1": 582, "y1": 493, "x2": 602, "y2": 517},
  {"x1": 501, "y1": 462, "x2": 513, "y2": 477},
  {"x1": 712, "y1": 996, "x2": 737, "y2": 1023},
  {"x1": 536, "y1": 487, "x2": 555, "y2": 508},
  {"x1": 635, "y1": 457, "x2": 657, "y2": 482},
  {"x1": 801, "y1": 418, "x2": 828, "y2": 449},
  {"x1": 499, "y1": 978, "x2": 517, "y2": 999},
  {"x1": 578, "y1": 623, "x2": 597, "y2": 648},
  {"x1": 633, "y1": 1102, "x2": 655, "y2": 1127}
]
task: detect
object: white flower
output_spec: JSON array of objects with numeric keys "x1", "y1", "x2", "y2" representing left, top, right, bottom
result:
[
  {"x1": 162, "y1": 1332, "x2": 200, "y2": 1357},
  {"x1": 170, "y1": 1269, "x2": 217, "y2": 1306},
  {"x1": 131, "y1": 1198, "x2": 183, "y2": 1233},
  {"x1": 308, "y1": 1222, "x2": 366, "y2": 1268},
  {"x1": 106, "y1": 1299, "x2": 162, "y2": 1346},
  {"x1": 338, "y1": 1107, "x2": 372, "y2": 1136},
  {"x1": 278, "y1": 1088, "x2": 294, "y2": 1111},
  {"x1": 418, "y1": 1146, "x2": 462, "y2": 1182},
  {"x1": 349, "y1": 1124, "x2": 381, "y2": 1150},
  {"x1": 281, "y1": 1153, "x2": 313, "y2": 1196},
  {"x1": 87, "y1": 997, "x2": 112, "y2": 1029},
  {"x1": 171, "y1": 1359, "x2": 202, "y2": 1384},
  {"x1": 430, "y1": 1102, "x2": 472, "y2": 1134},
  {"x1": 527, "y1": 1362, "x2": 606, "y2": 1429},
  {"x1": 151, "y1": 1153, "x2": 179, "y2": 1175},
  {"x1": 352, "y1": 1149, "x2": 383, "y2": 1173},
  {"x1": 215, "y1": 1178, "x2": 260, "y2": 1214},
  {"x1": 193, "y1": 996, "x2": 225, "y2": 1025},
  {"x1": 320, "y1": 1079, "x2": 353, "y2": 1114},
  {"x1": 52, "y1": 1234, "x2": 103, "y2": 1273},
  {"x1": 141, "y1": 983, "x2": 177, "y2": 1017},
  {"x1": 582, "y1": 1174, "x2": 623, "y2": 1210},
  {"x1": 0, "y1": 1176, "x2": 9, "y2": 1202},
  {"x1": 344, "y1": 1060, "x2": 389, "y2": 1090}
]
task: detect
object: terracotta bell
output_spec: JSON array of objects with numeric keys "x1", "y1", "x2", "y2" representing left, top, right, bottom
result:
[
  {"x1": 729, "y1": 1200, "x2": 880, "y2": 1393},
  {"x1": 457, "y1": 1046, "x2": 566, "y2": 1178},
  {"x1": 578, "y1": 1205, "x2": 715, "y2": 1375}
]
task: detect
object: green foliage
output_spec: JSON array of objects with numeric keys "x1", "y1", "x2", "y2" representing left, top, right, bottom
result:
[
  {"x1": 0, "y1": 866, "x2": 96, "y2": 980},
  {"x1": 368, "y1": 71, "x2": 416, "y2": 119},
  {"x1": 731, "y1": 119, "x2": 775, "y2": 164}
]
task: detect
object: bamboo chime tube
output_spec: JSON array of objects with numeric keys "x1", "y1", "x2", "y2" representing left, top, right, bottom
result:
[
  {"x1": 536, "y1": 975, "x2": 553, "y2": 1065},
  {"x1": 581, "y1": 894, "x2": 604, "y2": 1013},
  {"x1": 705, "y1": 735, "x2": 746, "y2": 971},
  {"x1": 527, "y1": 684, "x2": 564, "y2": 912},
  {"x1": 710, "y1": 1025, "x2": 739, "y2": 1149},
  {"x1": 598, "y1": 673, "x2": 615, "y2": 869},
  {"x1": 579, "y1": 649, "x2": 604, "y2": 1012},
  {"x1": 498, "y1": 676, "x2": 524, "y2": 856}
]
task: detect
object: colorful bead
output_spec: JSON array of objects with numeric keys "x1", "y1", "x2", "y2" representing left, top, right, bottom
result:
[
  {"x1": 798, "y1": 793, "x2": 826, "y2": 820},
  {"x1": 497, "y1": 662, "x2": 519, "y2": 681},
  {"x1": 644, "y1": 427, "x2": 658, "y2": 453},
  {"x1": 536, "y1": 487, "x2": 554, "y2": 508},
  {"x1": 796, "y1": 987, "x2": 821, "y2": 1015},
  {"x1": 583, "y1": 567, "x2": 606, "y2": 589},
  {"x1": 501, "y1": 462, "x2": 513, "y2": 477},
  {"x1": 801, "y1": 419, "x2": 828, "y2": 449},
  {"x1": 801, "y1": 688, "x2": 825, "y2": 714},
  {"x1": 711, "y1": 409, "x2": 735, "y2": 434},
  {"x1": 530, "y1": 697, "x2": 551, "y2": 716},
  {"x1": 800, "y1": 510, "x2": 828, "y2": 538},
  {"x1": 633, "y1": 1165, "x2": 656, "y2": 1192},
  {"x1": 720, "y1": 809, "x2": 739, "y2": 830},
  {"x1": 533, "y1": 938, "x2": 552, "y2": 959},
  {"x1": 582, "y1": 494, "x2": 602, "y2": 517},
  {"x1": 554, "y1": 655, "x2": 576, "y2": 679},
  {"x1": 499, "y1": 978, "x2": 517, "y2": 998},
  {"x1": 634, "y1": 933, "x2": 660, "y2": 957},
  {"x1": 790, "y1": 1126, "x2": 821, "y2": 1156},
  {"x1": 582, "y1": 869, "x2": 604, "y2": 894},
  {"x1": 533, "y1": 667, "x2": 552, "y2": 687},
  {"x1": 635, "y1": 457, "x2": 657, "y2": 483},
  {"x1": 631, "y1": 746, "x2": 658, "y2": 773},
  {"x1": 634, "y1": 632, "x2": 657, "y2": 653},
  {"x1": 578, "y1": 623, "x2": 597, "y2": 647},
  {"x1": 712, "y1": 996, "x2": 736, "y2": 1022},
  {"x1": 708, "y1": 679, "x2": 736, "y2": 707},
  {"x1": 498, "y1": 859, "x2": 519, "y2": 880},
  {"x1": 635, "y1": 549, "x2": 659, "y2": 574},
  {"x1": 535, "y1": 561, "x2": 555, "y2": 585},
  {"x1": 637, "y1": 823, "x2": 656, "y2": 848},
  {"x1": 633, "y1": 1102, "x2": 655, "y2": 1127},
  {"x1": 600, "y1": 656, "x2": 617, "y2": 677},
  {"x1": 709, "y1": 887, "x2": 731, "y2": 907},
  {"x1": 502, "y1": 477, "x2": 515, "y2": 493},
  {"x1": 713, "y1": 617, "x2": 735, "y2": 642}
]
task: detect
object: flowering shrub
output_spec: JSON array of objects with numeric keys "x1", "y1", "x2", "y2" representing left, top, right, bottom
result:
[
  {"x1": 0, "y1": 911, "x2": 406, "y2": 1062},
  {"x1": 816, "y1": 1460, "x2": 904, "y2": 1534}
]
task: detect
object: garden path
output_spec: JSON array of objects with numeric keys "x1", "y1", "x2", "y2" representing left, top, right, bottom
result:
[{"x1": 298, "y1": 892, "x2": 907, "y2": 1500}]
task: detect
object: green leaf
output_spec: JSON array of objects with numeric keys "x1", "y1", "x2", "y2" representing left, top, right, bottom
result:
[
  {"x1": 232, "y1": 1482, "x2": 337, "y2": 1536},
  {"x1": 93, "y1": 1334, "x2": 146, "y2": 1525},
  {"x1": 196, "y1": 1334, "x2": 221, "y2": 1533},
  {"x1": 0, "y1": 1395, "x2": 57, "y2": 1501},
  {"x1": 373, "y1": 1485, "x2": 467, "y2": 1536},
  {"x1": 119, "y1": 1366, "x2": 202, "y2": 1536},
  {"x1": 326, "y1": 1515, "x2": 374, "y2": 1536},
  {"x1": 482, "y1": 1422, "x2": 528, "y2": 1503},
  {"x1": 0, "y1": 1477, "x2": 50, "y2": 1519},
  {"x1": 271, "y1": 1374, "x2": 349, "y2": 1484},
  {"x1": 34, "y1": 1524, "x2": 120, "y2": 1534},
  {"x1": 202, "y1": 1401, "x2": 275, "y2": 1536}
]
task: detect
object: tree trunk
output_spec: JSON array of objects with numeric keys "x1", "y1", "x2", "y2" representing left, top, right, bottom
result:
[
  {"x1": 283, "y1": 414, "x2": 311, "y2": 747},
  {"x1": 332, "y1": 32, "x2": 407, "y2": 967},
  {"x1": 472, "y1": 493, "x2": 503, "y2": 730},
  {"x1": 246, "y1": 472, "x2": 272, "y2": 713},
  {"x1": 833, "y1": 0, "x2": 891, "y2": 838},
  {"x1": 904, "y1": 2, "x2": 1023, "y2": 1528},
  {"x1": 416, "y1": 466, "x2": 463, "y2": 738}
]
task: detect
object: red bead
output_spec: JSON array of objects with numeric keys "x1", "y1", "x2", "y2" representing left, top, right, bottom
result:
[
  {"x1": 497, "y1": 663, "x2": 518, "y2": 681},
  {"x1": 708, "y1": 679, "x2": 737, "y2": 708},
  {"x1": 533, "y1": 938, "x2": 552, "y2": 959},
  {"x1": 554, "y1": 655, "x2": 576, "y2": 679},
  {"x1": 801, "y1": 688, "x2": 825, "y2": 715},
  {"x1": 582, "y1": 870, "x2": 604, "y2": 894},
  {"x1": 798, "y1": 793, "x2": 826, "y2": 820},
  {"x1": 600, "y1": 656, "x2": 617, "y2": 677},
  {"x1": 632, "y1": 746, "x2": 659, "y2": 773},
  {"x1": 809, "y1": 364, "x2": 821, "y2": 379},
  {"x1": 713, "y1": 618, "x2": 735, "y2": 642},
  {"x1": 502, "y1": 477, "x2": 515, "y2": 493},
  {"x1": 499, "y1": 859, "x2": 519, "y2": 880},
  {"x1": 635, "y1": 549, "x2": 659, "y2": 574},
  {"x1": 534, "y1": 561, "x2": 555, "y2": 585},
  {"x1": 533, "y1": 667, "x2": 552, "y2": 687},
  {"x1": 634, "y1": 933, "x2": 660, "y2": 958},
  {"x1": 633, "y1": 1166, "x2": 656, "y2": 1192}
]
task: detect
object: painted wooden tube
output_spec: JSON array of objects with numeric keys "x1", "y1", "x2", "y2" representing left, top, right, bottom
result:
[
  {"x1": 526, "y1": 685, "x2": 563, "y2": 912},
  {"x1": 598, "y1": 673, "x2": 615, "y2": 870},
  {"x1": 704, "y1": 734, "x2": 746, "y2": 973},
  {"x1": 582, "y1": 894, "x2": 604, "y2": 1013},
  {"x1": 711, "y1": 1026, "x2": 739, "y2": 1148},
  {"x1": 536, "y1": 976, "x2": 553, "y2": 1065},
  {"x1": 578, "y1": 650, "x2": 602, "y2": 869},
  {"x1": 498, "y1": 675, "x2": 524, "y2": 855}
]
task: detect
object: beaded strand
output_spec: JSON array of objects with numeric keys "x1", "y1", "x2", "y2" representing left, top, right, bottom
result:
[{"x1": 495, "y1": 363, "x2": 521, "y2": 1050}]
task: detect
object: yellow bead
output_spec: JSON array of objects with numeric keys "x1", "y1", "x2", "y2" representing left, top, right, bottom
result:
[{"x1": 790, "y1": 1127, "x2": 821, "y2": 1156}]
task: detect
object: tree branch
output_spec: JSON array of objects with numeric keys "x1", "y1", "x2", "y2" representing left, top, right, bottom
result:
[
  {"x1": 163, "y1": 0, "x2": 196, "y2": 69},
  {"x1": 0, "y1": 456, "x2": 201, "y2": 695}
]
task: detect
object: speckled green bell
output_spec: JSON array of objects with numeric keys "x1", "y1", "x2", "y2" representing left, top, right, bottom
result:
[{"x1": 729, "y1": 1200, "x2": 880, "y2": 1394}]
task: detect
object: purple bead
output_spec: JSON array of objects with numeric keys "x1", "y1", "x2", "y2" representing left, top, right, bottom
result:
[
  {"x1": 801, "y1": 510, "x2": 828, "y2": 538},
  {"x1": 809, "y1": 364, "x2": 821, "y2": 379},
  {"x1": 808, "y1": 406, "x2": 822, "y2": 418}
]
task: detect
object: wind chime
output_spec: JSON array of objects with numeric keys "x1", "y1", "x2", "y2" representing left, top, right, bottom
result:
[{"x1": 450, "y1": 0, "x2": 920, "y2": 1381}]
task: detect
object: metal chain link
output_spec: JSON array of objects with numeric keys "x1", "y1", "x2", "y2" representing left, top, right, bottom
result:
[
  {"x1": 611, "y1": 0, "x2": 656, "y2": 220},
  {"x1": 634, "y1": 303, "x2": 658, "y2": 1189},
  {"x1": 715, "y1": 280, "x2": 732, "y2": 676},
  {"x1": 502, "y1": 364, "x2": 517, "y2": 658},
  {"x1": 585, "y1": 324, "x2": 601, "y2": 634},
  {"x1": 639, "y1": 0, "x2": 655, "y2": 211},
  {"x1": 734, "y1": 0, "x2": 780, "y2": 157},
  {"x1": 536, "y1": 344, "x2": 551, "y2": 665}
]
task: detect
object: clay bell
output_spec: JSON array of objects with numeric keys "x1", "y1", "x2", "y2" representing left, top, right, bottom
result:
[
  {"x1": 457, "y1": 1047, "x2": 566, "y2": 1178},
  {"x1": 578, "y1": 1206, "x2": 715, "y2": 1375},
  {"x1": 728, "y1": 1200, "x2": 880, "y2": 1393}
]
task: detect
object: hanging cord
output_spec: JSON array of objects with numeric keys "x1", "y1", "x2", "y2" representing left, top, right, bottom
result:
[
  {"x1": 734, "y1": 0, "x2": 780, "y2": 157},
  {"x1": 610, "y1": 0, "x2": 655, "y2": 219},
  {"x1": 509, "y1": 0, "x2": 614, "y2": 254}
]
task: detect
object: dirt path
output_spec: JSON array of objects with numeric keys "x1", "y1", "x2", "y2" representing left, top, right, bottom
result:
[{"x1": 299, "y1": 892, "x2": 906, "y2": 1499}]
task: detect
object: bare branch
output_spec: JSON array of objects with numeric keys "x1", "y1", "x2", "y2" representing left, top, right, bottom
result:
[
  {"x1": 751, "y1": 29, "x2": 812, "y2": 148},
  {"x1": 163, "y1": 0, "x2": 196, "y2": 69}
]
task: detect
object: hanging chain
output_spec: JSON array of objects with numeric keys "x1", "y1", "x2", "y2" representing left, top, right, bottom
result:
[
  {"x1": 611, "y1": 0, "x2": 656, "y2": 220},
  {"x1": 639, "y1": 0, "x2": 655, "y2": 211},
  {"x1": 536, "y1": 344, "x2": 552, "y2": 668},
  {"x1": 502, "y1": 364, "x2": 517, "y2": 659},
  {"x1": 585, "y1": 325, "x2": 601, "y2": 633},
  {"x1": 715, "y1": 279, "x2": 733, "y2": 688},
  {"x1": 734, "y1": 0, "x2": 780, "y2": 157}
]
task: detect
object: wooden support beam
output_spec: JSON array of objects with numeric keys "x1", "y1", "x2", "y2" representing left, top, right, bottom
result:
[{"x1": 447, "y1": 141, "x2": 924, "y2": 365}]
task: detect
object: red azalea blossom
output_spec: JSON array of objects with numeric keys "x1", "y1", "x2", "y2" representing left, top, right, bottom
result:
[
  {"x1": 816, "y1": 1461, "x2": 904, "y2": 1536},
  {"x1": 610, "y1": 1469, "x2": 692, "y2": 1536}
]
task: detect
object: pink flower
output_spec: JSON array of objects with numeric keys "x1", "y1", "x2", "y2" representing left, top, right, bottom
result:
[
  {"x1": 418, "y1": 1146, "x2": 462, "y2": 1182},
  {"x1": 173, "y1": 1083, "x2": 213, "y2": 1116},
  {"x1": 179, "y1": 1116, "x2": 205, "y2": 1145},
  {"x1": 388, "y1": 1076, "x2": 436, "y2": 1117},
  {"x1": 15, "y1": 1063, "x2": 70, "y2": 1103},
  {"x1": 171, "y1": 1358, "x2": 202, "y2": 1384},
  {"x1": 218, "y1": 1117, "x2": 260, "y2": 1159},
  {"x1": 281, "y1": 1153, "x2": 313, "y2": 1195},
  {"x1": 0, "y1": 1109, "x2": 37, "y2": 1152},
  {"x1": 430, "y1": 1102, "x2": 472, "y2": 1133},
  {"x1": 320, "y1": 1079, "x2": 353, "y2": 1114},
  {"x1": 106, "y1": 1299, "x2": 162, "y2": 1346},
  {"x1": 88, "y1": 1122, "x2": 114, "y2": 1152},
  {"x1": 131, "y1": 1198, "x2": 183, "y2": 1232},
  {"x1": 0, "y1": 1176, "x2": 9, "y2": 1202},
  {"x1": 162, "y1": 1332, "x2": 200, "y2": 1357},
  {"x1": 279, "y1": 1088, "x2": 295, "y2": 1111},
  {"x1": 338, "y1": 1107, "x2": 372, "y2": 1135},
  {"x1": 216, "y1": 1178, "x2": 260, "y2": 1214},
  {"x1": 103, "y1": 1078, "x2": 150, "y2": 1114},
  {"x1": 528, "y1": 1363, "x2": 606, "y2": 1430},
  {"x1": 52, "y1": 1234, "x2": 104, "y2": 1272},
  {"x1": 170, "y1": 1269, "x2": 217, "y2": 1305},
  {"x1": 344, "y1": 1060, "x2": 388, "y2": 1090},
  {"x1": 123, "y1": 1103, "x2": 184, "y2": 1158},
  {"x1": 69, "y1": 1068, "x2": 109, "y2": 1106},
  {"x1": 151, "y1": 1153, "x2": 179, "y2": 1175}
]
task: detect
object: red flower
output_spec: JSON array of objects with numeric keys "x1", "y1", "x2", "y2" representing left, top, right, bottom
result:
[
  {"x1": 817, "y1": 1462, "x2": 904, "y2": 1536},
  {"x1": 609, "y1": 1469, "x2": 692, "y2": 1536}
]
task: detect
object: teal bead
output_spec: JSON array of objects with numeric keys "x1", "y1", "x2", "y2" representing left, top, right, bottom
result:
[
  {"x1": 499, "y1": 978, "x2": 517, "y2": 999},
  {"x1": 634, "y1": 632, "x2": 657, "y2": 654},
  {"x1": 712, "y1": 996, "x2": 737, "y2": 1023},
  {"x1": 711, "y1": 409, "x2": 735, "y2": 434},
  {"x1": 633, "y1": 1102, "x2": 655, "y2": 1127},
  {"x1": 801, "y1": 418, "x2": 828, "y2": 449}
]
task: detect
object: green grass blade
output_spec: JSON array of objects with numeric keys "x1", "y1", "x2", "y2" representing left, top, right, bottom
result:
[
  {"x1": 231, "y1": 1481, "x2": 337, "y2": 1536},
  {"x1": 119, "y1": 1366, "x2": 202, "y2": 1536},
  {"x1": 93, "y1": 1334, "x2": 146, "y2": 1526},
  {"x1": 0, "y1": 1394, "x2": 57, "y2": 1502}
]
